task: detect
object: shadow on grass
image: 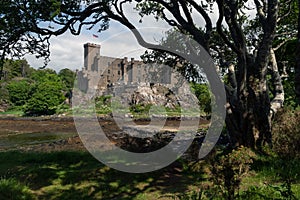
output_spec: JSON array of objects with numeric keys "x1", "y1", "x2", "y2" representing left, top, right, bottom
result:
[
  {"x1": 0, "y1": 150, "x2": 204, "y2": 200},
  {"x1": 249, "y1": 151, "x2": 300, "y2": 194}
]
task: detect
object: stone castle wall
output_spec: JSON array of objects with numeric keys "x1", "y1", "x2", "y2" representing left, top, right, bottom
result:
[
  {"x1": 77, "y1": 43, "x2": 175, "y2": 94},
  {"x1": 76, "y1": 43, "x2": 199, "y2": 111}
]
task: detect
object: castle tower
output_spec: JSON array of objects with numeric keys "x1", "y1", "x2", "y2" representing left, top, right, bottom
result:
[{"x1": 84, "y1": 43, "x2": 101, "y2": 72}]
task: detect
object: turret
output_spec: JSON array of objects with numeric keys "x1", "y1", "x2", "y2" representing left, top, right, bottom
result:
[{"x1": 84, "y1": 43, "x2": 101, "y2": 71}]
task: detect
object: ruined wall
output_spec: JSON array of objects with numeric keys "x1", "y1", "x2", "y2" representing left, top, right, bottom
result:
[{"x1": 77, "y1": 43, "x2": 173, "y2": 96}]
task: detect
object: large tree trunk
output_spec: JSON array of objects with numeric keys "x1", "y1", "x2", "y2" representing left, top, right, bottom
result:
[
  {"x1": 269, "y1": 49, "x2": 284, "y2": 118},
  {"x1": 296, "y1": 0, "x2": 300, "y2": 104},
  {"x1": 220, "y1": 0, "x2": 279, "y2": 149},
  {"x1": 225, "y1": 62, "x2": 255, "y2": 148}
]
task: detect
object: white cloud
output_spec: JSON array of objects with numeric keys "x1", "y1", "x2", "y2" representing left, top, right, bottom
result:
[
  {"x1": 25, "y1": 20, "x2": 171, "y2": 72},
  {"x1": 24, "y1": 2, "x2": 215, "y2": 72}
]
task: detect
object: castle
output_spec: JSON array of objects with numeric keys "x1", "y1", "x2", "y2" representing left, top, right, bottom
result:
[
  {"x1": 75, "y1": 43, "x2": 199, "y2": 111},
  {"x1": 77, "y1": 43, "x2": 172, "y2": 93}
]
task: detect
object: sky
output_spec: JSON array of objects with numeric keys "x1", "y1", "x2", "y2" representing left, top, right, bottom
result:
[{"x1": 24, "y1": 13, "x2": 173, "y2": 72}]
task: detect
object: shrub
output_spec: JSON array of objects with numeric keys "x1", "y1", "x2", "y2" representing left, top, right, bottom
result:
[
  {"x1": 6, "y1": 80, "x2": 32, "y2": 106},
  {"x1": 130, "y1": 103, "x2": 152, "y2": 114},
  {"x1": 272, "y1": 108, "x2": 300, "y2": 197},
  {"x1": 24, "y1": 82, "x2": 65, "y2": 116},
  {"x1": 190, "y1": 83, "x2": 211, "y2": 115},
  {"x1": 209, "y1": 146, "x2": 255, "y2": 199},
  {"x1": 95, "y1": 95, "x2": 112, "y2": 114},
  {"x1": 272, "y1": 109, "x2": 300, "y2": 158},
  {"x1": 239, "y1": 183, "x2": 297, "y2": 200}
]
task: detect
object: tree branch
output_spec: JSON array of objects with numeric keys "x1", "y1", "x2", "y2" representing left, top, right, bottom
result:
[
  {"x1": 185, "y1": 0, "x2": 212, "y2": 40},
  {"x1": 178, "y1": 0, "x2": 194, "y2": 25},
  {"x1": 269, "y1": 48, "x2": 284, "y2": 119},
  {"x1": 254, "y1": 0, "x2": 267, "y2": 24},
  {"x1": 277, "y1": 0, "x2": 294, "y2": 22},
  {"x1": 216, "y1": 0, "x2": 240, "y2": 54},
  {"x1": 273, "y1": 38, "x2": 294, "y2": 51}
]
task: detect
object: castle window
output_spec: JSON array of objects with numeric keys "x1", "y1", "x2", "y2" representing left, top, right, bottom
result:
[
  {"x1": 108, "y1": 69, "x2": 110, "y2": 74},
  {"x1": 118, "y1": 71, "x2": 120, "y2": 75},
  {"x1": 118, "y1": 64, "x2": 121, "y2": 67}
]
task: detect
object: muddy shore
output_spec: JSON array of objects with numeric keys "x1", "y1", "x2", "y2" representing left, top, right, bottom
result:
[{"x1": 0, "y1": 116, "x2": 209, "y2": 154}]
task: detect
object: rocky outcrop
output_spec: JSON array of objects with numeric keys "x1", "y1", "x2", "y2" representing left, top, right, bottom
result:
[
  {"x1": 0, "y1": 99, "x2": 10, "y2": 112},
  {"x1": 130, "y1": 84, "x2": 179, "y2": 109},
  {"x1": 112, "y1": 82, "x2": 199, "y2": 110}
]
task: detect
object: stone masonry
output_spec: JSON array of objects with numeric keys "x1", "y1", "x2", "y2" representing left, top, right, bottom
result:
[
  {"x1": 76, "y1": 43, "x2": 198, "y2": 111},
  {"x1": 77, "y1": 43, "x2": 172, "y2": 94}
]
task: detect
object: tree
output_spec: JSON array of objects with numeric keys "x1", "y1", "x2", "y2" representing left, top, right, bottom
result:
[
  {"x1": 0, "y1": 0, "x2": 54, "y2": 79},
  {"x1": 268, "y1": 0, "x2": 298, "y2": 108},
  {"x1": 190, "y1": 83, "x2": 212, "y2": 115},
  {"x1": 23, "y1": 71, "x2": 65, "y2": 115},
  {"x1": 59, "y1": 68, "x2": 76, "y2": 104},
  {"x1": 0, "y1": 0, "x2": 293, "y2": 148},
  {"x1": 6, "y1": 80, "x2": 32, "y2": 106},
  {"x1": 24, "y1": 81, "x2": 65, "y2": 115},
  {"x1": 296, "y1": 0, "x2": 300, "y2": 105},
  {"x1": 58, "y1": 68, "x2": 76, "y2": 90},
  {"x1": 1, "y1": 59, "x2": 31, "y2": 80}
]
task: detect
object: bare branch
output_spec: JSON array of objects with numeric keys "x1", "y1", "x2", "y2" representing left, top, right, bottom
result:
[
  {"x1": 216, "y1": 0, "x2": 240, "y2": 54},
  {"x1": 185, "y1": 0, "x2": 212, "y2": 38},
  {"x1": 273, "y1": 38, "x2": 294, "y2": 51},
  {"x1": 254, "y1": 0, "x2": 267, "y2": 24},
  {"x1": 178, "y1": 0, "x2": 194, "y2": 25},
  {"x1": 277, "y1": 0, "x2": 294, "y2": 22},
  {"x1": 160, "y1": 10, "x2": 180, "y2": 27}
]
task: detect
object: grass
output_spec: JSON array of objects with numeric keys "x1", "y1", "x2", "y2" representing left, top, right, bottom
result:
[
  {"x1": 0, "y1": 151, "x2": 203, "y2": 200},
  {"x1": 0, "y1": 149, "x2": 300, "y2": 200},
  {"x1": 0, "y1": 110, "x2": 24, "y2": 116},
  {"x1": 0, "y1": 178, "x2": 35, "y2": 200}
]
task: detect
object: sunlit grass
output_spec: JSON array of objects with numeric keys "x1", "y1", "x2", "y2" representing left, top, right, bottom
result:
[
  {"x1": 0, "y1": 151, "x2": 202, "y2": 199},
  {"x1": 0, "y1": 110, "x2": 24, "y2": 116},
  {"x1": 1, "y1": 149, "x2": 300, "y2": 199},
  {"x1": 0, "y1": 178, "x2": 36, "y2": 200}
]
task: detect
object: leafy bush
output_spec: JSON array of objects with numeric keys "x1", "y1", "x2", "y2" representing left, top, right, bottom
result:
[
  {"x1": 190, "y1": 83, "x2": 211, "y2": 115},
  {"x1": 6, "y1": 80, "x2": 32, "y2": 106},
  {"x1": 0, "y1": 178, "x2": 35, "y2": 200},
  {"x1": 239, "y1": 183, "x2": 297, "y2": 200},
  {"x1": 24, "y1": 82, "x2": 65, "y2": 115},
  {"x1": 130, "y1": 103, "x2": 152, "y2": 114},
  {"x1": 29, "y1": 69, "x2": 57, "y2": 82},
  {"x1": 272, "y1": 109, "x2": 300, "y2": 158},
  {"x1": 20, "y1": 71, "x2": 67, "y2": 116},
  {"x1": 209, "y1": 146, "x2": 255, "y2": 199},
  {"x1": 94, "y1": 95, "x2": 112, "y2": 114},
  {"x1": 58, "y1": 68, "x2": 76, "y2": 90}
]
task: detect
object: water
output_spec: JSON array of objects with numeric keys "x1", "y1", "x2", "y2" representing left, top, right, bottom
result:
[{"x1": 0, "y1": 132, "x2": 76, "y2": 150}]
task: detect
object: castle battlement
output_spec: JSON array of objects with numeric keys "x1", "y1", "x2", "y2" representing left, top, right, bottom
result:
[{"x1": 77, "y1": 43, "x2": 172, "y2": 94}]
